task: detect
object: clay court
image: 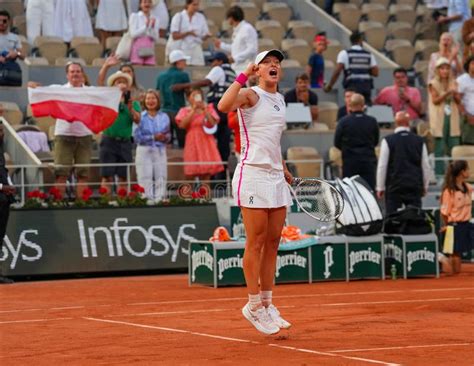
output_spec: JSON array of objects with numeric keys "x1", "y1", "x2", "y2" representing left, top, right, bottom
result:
[{"x1": 2, "y1": 266, "x2": 473, "y2": 366}]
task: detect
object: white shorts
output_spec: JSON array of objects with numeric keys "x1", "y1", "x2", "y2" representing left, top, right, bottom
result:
[{"x1": 232, "y1": 164, "x2": 293, "y2": 208}]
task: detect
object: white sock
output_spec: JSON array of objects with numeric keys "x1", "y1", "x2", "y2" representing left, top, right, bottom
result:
[
  {"x1": 260, "y1": 290, "x2": 272, "y2": 308},
  {"x1": 248, "y1": 293, "x2": 262, "y2": 311}
]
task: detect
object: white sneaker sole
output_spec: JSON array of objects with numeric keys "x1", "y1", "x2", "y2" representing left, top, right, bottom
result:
[{"x1": 242, "y1": 306, "x2": 280, "y2": 335}]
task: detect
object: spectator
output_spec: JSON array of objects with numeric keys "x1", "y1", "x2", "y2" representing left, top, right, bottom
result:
[
  {"x1": 0, "y1": 122, "x2": 15, "y2": 284},
  {"x1": 175, "y1": 87, "x2": 224, "y2": 184},
  {"x1": 26, "y1": 0, "x2": 54, "y2": 45},
  {"x1": 337, "y1": 87, "x2": 356, "y2": 121},
  {"x1": 436, "y1": 0, "x2": 472, "y2": 45},
  {"x1": 156, "y1": 50, "x2": 191, "y2": 148},
  {"x1": 334, "y1": 93, "x2": 379, "y2": 190},
  {"x1": 54, "y1": 0, "x2": 93, "y2": 43},
  {"x1": 214, "y1": 5, "x2": 258, "y2": 74},
  {"x1": 172, "y1": 52, "x2": 236, "y2": 175},
  {"x1": 16, "y1": 125, "x2": 50, "y2": 154},
  {"x1": 284, "y1": 73, "x2": 319, "y2": 121},
  {"x1": 307, "y1": 34, "x2": 328, "y2": 88},
  {"x1": 461, "y1": 16, "x2": 474, "y2": 51},
  {"x1": 440, "y1": 159, "x2": 473, "y2": 274},
  {"x1": 97, "y1": 56, "x2": 145, "y2": 100},
  {"x1": 53, "y1": 62, "x2": 93, "y2": 198},
  {"x1": 428, "y1": 57, "x2": 462, "y2": 175},
  {"x1": 100, "y1": 71, "x2": 141, "y2": 194},
  {"x1": 134, "y1": 89, "x2": 170, "y2": 202},
  {"x1": 168, "y1": 0, "x2": 210, "y2": 66},
  {"x1": 376, "y1": 111, "x2": 431, "y2": 214},
  {"x1": 463, "y1": 38, "x2": 474, "y2": 64},
  {"x1": 94, "y1": 0, "x2": 128, "y2": 49},
  {"x1": 374, "y1": 68, "x2": 424, "y2": 122},
  {"x1": 129, "y1": 0, "x2": 159, "y2": 66},
  {"x1": 325, "y1": 31, "x2": 379, "y2": 104},
  {"x1": 457, "y1": 55, "x2": 474, "y2": 144},
  {"x1": 151, "y1": 0, "x2": 169, "y2": 38},
  {"x1": 428, "y1": 32, "x2": 463, "y2": 81},
  {"x1": 0, "y1": 10, "x2": 24, "y2": 87}
]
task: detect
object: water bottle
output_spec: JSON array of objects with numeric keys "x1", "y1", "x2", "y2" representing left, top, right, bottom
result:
[{"x1": 390, "y1": 264, "x2": 397, "y2": 280}]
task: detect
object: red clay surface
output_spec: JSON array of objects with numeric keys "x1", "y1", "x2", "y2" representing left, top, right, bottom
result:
[{"x1": 1, "y1": 265, "x2": 473, "y2": 366}]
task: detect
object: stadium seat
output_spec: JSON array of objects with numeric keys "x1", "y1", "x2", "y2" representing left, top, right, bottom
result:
[
  {"x1": 368, "y1": 0, "x2": 391, "y2": 8},
  {"x1": 288, "y1": 20, "x2": 318, "y2": 46},
  {"x1": 390, "y1": 5, "x2": 417, "y2": 26},
  {"x1": 359, "y1": 21, "x2": 383, "y2": 33},
  {"x1": 169, "y1": 0, "x2": 185, "y2": 17},
  {"x1": 92, "y1": 58, "x2": 106, "y2": 67},
  {"x1": 70, "y1": 37, "x2": 103, "y2": 65},
  {"x1": 18, "y1": 34, "x2": 30, "y2": 56},
  {"x1": 202, "y1": 1, "x2": 226, "y2": 26},
  {"x1": 414, "y1": 60, "x2": 429, "y2": 86},
  {"x1": 281, "y1": 59, "x2": 301, "y2": 68},
  {"x1": 361, "y1": 23, "x2": 386, "y2": 51},
  {"x1": 324, "y1": 42, "x2": 343, "y2": 64},
  {"x1": 55, "y1": 57, "x2": 86, "y2": 67},
  {"x1": 258, "y1": 38, "x2": 276, "y2": 53},
  {"x1": 155, "y1": 38, "x2": 167, "y2": 66},
  {"x1": 332, "y1": 3, "x2": 357, "y2": 16},
  {"x1": 24, "y1": 57, "x2": 49, "y2": 65},
  {"x1": 317, "y1": 101, "x2": 338, "y2": 130},
  {"x1": 0, "y1": 0, "x2": 23, "y2": 18},
  {"x1": 391, "y1": 26, "x2": 417, "y2": 44},
  {"x1": 34, "y1": 36, "x2": 67, "y2": 65},
  {"x1": 398, "y1": 0, "x2": 418, "y2": 8},
  {"x1": 329, "y1": 146, "x2": 342, "y2": 176},
  {"x1": 385, "y1": 39, "x2": 412, "y2": 52},
  {"x1": 287, "y1": 146, "x2": 322, "y2": 178},
  {"x1": 232, "y1": 2, "x2": 259, "y2": 24},
  {"x1": 281, "y1": 39, "x2": 311, "y2": 67},
  {"x1": 263, "y1": 2, "x2": 292, "y2": 28},
  {"x1": 391, "y1": 44, "x2": 416, "y2": 69},
  {"x1": 338, "y1": 8, "x2": 362, "y2": 32},
  {"x1": 13, "y1": 14, "x2": 26, "y2": 36},
  {"x1": 362, "y1": 5, "x2": 390, "y2": 24},
  {"x1": 255, "y1": 20, "x2": 284, "y2": 48},
  {"x1": 1, "y1": 101, "x2": 23, "y2": 125},
  {"x1": 105, "y1": 36, "x2": 122, "y2": 53},
  {"x1": 349, "y1": 0, "x2": 364, "y2": 6},
  {"x1": 451, "y1": 146, "x2": 474, "y2": 182},
  {"x1": 387, "y1": 21, "x2": 412, "y2": 40},
  {"x1": 415, "y1": 39, "x2": 438, "y2": 60}
]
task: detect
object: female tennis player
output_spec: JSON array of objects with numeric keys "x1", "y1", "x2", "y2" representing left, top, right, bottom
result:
[{"x1": 218, "y1": 49, "x2": 293, "y2": 335}]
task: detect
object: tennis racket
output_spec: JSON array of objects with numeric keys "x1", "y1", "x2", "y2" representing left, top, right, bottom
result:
[{"x1": 288, "y1": 178, "x2": 344, "y2": 222}]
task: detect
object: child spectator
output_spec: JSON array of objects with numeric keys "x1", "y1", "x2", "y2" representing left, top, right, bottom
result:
[
  {"x1": 307, "y1": 34, "x2": 328, "y2": 88},
  {"x1": 440, "y1": 160, "x2": 473, "y2": 274},
  {"x1": 175, "y1": 88, "x2": 224, "y2": 184},
  {"x1": 134, "y1": 90, "x2": 170, "y2": 202}
]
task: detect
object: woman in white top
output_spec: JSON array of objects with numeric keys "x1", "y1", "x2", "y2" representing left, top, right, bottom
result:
[
  {"x1": 169, "y1": 0, "x2": 210, "y2": 66},
  {"x1": 129, "y1": 0, "x2": 160, "y2": 66},
  {"x1": 95, "y1": 0, "x2": 128, "y2": 48},
  {"x1": 151, "y1": 0, "x2": 170, "y2": 38},
  {"x1": 218, "y1": 50, "x2": 293, "y2": 336}
]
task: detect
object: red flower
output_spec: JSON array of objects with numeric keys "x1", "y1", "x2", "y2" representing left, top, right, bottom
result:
[
  {"x1": 191, "y1": 192, "x2": 201, "y2": 199},
  {"x1": 198, "y1": 186, "x2": 209, "y2": 197},
  {"x1": 81, "y1": 187, "x2": 93, "y2": 201},
  {"x1": 99, "y1": 186, "x2": 109, "y2": 195},
  {"x1": 53, "y1": 192, "x2": 63, "y2": 201},
  {"x1": 27, "y1": 191, "x2": 35, "y2": 199},
  {"x1": 49, "y1": 187, "x2": 60, "y2": 196},
  {"x1": 132, "y1": 184, "x2": 145, "y2": 193},
  {"x1": 117, "y1": 188, "x2": 127, "y2": 198},
  {"x1": 39, "y1": 192, "x2": 47, "y2": 200},
  {"x1": 128, "y1": 191, "x2": 137, "y2": 198},
  {"x1": 29, "y1": 190, "x2": 41, "y2": 198}
]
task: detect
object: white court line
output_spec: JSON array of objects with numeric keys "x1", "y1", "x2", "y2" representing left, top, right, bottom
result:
[
  {"x1": 105, "y1": 305, "x2": 295, "y2": 318},
  {"x1": 84, "y1": 317, "x2": 400, "y2": 366},
  {"x1": 2, "y1": 287, "x2": 473, "y2": 314},
  {"x1": 330, "y1": 343, "x2": 473, "y2": 353},
  {"x1": 320, "y1": 297, "x2": 465, "y2": 306},
  {"x1": 50, "y1": 306, "x2": 85, "y2": 310},
  {"x1": 0, "y1": 317, "x2": 72, "y2": 324}
]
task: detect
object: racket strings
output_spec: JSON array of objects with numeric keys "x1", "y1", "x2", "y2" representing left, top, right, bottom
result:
[{"x1": 294, "y1": 180, "x2": 344, "y2": 221}]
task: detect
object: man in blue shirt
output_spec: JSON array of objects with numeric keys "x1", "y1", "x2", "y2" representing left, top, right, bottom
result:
[
  {"x1": 307, "y1": 34, "x2": 328, "y2": 88},
  {"x1": 437, "y1": 0, "x2": 472, "y2": 45}
]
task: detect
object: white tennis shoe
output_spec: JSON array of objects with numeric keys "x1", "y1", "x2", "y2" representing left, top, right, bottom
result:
[
  {"x1": 266, "y1": 304, "x2": 291, "y2": 329},
  {"x1": 242, "y1": 303, "x2": 280, "y2": 335}
]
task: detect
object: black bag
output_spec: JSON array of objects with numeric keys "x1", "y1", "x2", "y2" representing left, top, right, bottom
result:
[
  {"x1": 0, "y1": 61, "x2": 22, "y2": 86},
  {"x1": 384, "y1": 205, "x2": 433, "y2": 235}
]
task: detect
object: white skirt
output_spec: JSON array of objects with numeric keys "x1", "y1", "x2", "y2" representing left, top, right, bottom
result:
[
  {"x1": 232, "y1": 164, "x2": 293, "y2": 208},
  {"x1": 96, "y1": 0, "x2": 128, "y2": 31}
]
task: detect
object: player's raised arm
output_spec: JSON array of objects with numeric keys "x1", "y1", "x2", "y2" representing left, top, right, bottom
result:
[{"x1": 218, "y1": 63, "x2": 258, "y2": 113}]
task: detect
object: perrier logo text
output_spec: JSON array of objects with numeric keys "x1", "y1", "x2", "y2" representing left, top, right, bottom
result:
[
  {"x1": 276, "y1": 252, "x2": 307, "y2": 277},
  {"x1": 407, "y1": 247, "x2": 435, "y2": 271},
  {"x1": 218, "y1": 255, "x2": 243, "y2": 279},
  {"x1": 349, "y1": 247, "x2": 381, "y2": 273},
  {"x1": 191, "y1": 248, "x2": 213, "y2": 281}
]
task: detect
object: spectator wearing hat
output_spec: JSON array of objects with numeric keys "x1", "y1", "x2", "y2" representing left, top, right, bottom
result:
[
  {"x1": 284, "y1": 73, "x2": 319, "y2": 121},
  {"x1": 307, "y1": 34, "x2": 328, "y2": 89},
  {"x1": 325, "y1": 31, "x2": 379, "y2": 104},
  {"x1": 99, "y1": 71, "x2": 141, "y2": 194},
  {"x1": 156, "y1": 50, "x2": 192, "y2": 148},
  {"x1": 428, "y1": 57, "x2": 462, "y2": 175},
  {"x1": 457, "y1": 55, "x2": 474, "y2": 144},
  {"x1": 214, "y1": 5, "x2": 258, "y2": 74},
  {"x1": 374, "y1": 68, "x2": 424, "y2": 122},
  {"x1": 0, "y1": 10, "x2": 24, "y2": 87},
  {"x1": 172, "y1": 52, "x2": 236, "y2": 173}
]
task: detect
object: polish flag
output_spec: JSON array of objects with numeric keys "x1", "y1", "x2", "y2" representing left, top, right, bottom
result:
[{"x1": 28, "y1": 86, "x2": 122, "y2": 134}]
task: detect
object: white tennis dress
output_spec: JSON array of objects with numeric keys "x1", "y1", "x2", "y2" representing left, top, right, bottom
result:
[{"x1": 232, "y1": 86, "x2": 292, "y2": 208}]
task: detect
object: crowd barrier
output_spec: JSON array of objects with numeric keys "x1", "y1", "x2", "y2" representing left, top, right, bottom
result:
[{"x1": 189, "y1": 234, "x2": 439, "y2": 288}]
